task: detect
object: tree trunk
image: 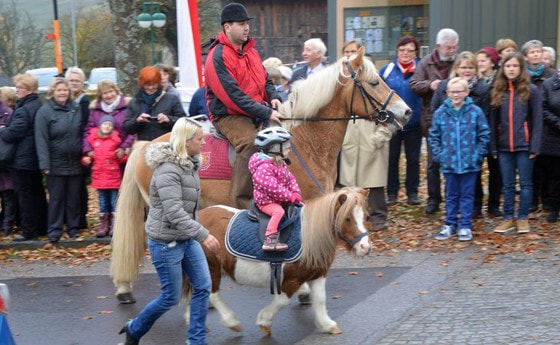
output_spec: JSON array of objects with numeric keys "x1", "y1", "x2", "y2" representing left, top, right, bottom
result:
[{"x1": 108, "y1": 0, "x2": 142, "y2": 96}]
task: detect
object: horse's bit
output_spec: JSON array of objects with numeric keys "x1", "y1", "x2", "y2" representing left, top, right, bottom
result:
[{"x1": 344, "y1": 60, "x2": 396, "y2": 125}]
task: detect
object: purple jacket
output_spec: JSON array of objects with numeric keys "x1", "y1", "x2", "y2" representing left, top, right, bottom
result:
[
  {"x1": 82, "y1": 96, "x2": 135, "y2": 153},
  {"x1": 248, "y1": 152, "x2": 300, "y2": 206}
]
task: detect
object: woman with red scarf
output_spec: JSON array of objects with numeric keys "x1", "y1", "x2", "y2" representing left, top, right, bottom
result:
[{"x1": 380, "y1": 36, "x2": 423, "y2": 207}]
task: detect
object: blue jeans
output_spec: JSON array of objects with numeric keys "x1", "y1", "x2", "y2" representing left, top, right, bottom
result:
[
  {"x1": 128, "y1": 238, "x2": 211, "y2": 345},
  {"x1": 98, "y1": 189, "x2": 118, "y2": 213},
  {"x1": 443, "y1": 172, "x2": 477, "y2": 229},
  {"x1": 499, "y1": 151, "x2": 535, "y2": 220}
]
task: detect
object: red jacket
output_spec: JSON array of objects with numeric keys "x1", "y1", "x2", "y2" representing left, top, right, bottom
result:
[
  {"x1": 204, "y1": 31, "x2": 279, "y2": 122},
  {"x1": 83, "y1": 129, "x2": 127, "y2": 189}
]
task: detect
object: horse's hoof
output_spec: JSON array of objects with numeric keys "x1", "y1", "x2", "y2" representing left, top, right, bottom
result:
[
  {"x1": 298, "y1": 293, "x2": 312, "y2": 305},
  {"x1": 328, "y1": 326, "x2": 342, "y2": 334},
  {"x1": 259, "y1": 325, "x2": 272, "y2": 335},
  {"x1": 229, "y1": 325, "x2": 243, "y2": 333},
  {"x1": 116, "y1": 292, "x2": 136, "y2": 304}
]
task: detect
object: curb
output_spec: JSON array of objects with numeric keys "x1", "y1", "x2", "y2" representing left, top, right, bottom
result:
[{"x1": 0, "y1": 237, "x2": 111, "y2": 251}]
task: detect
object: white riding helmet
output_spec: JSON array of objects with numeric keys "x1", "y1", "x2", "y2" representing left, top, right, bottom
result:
[{"x1": 254, "y1": 127, "x2": 292, "y2": 155}]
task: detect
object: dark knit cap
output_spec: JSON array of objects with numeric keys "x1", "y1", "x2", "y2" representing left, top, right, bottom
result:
[
  {"x1": 221, "y1": 2, "x2": 253, "y2": 25},
  {"x1": 478, "y1": 46, "x2": 500, "y2": 66}
]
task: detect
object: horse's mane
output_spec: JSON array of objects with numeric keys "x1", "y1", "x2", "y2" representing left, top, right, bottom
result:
[
  {"x1": 279, "y1": 55, "x2": 379, "y2": 130},
  {"x1": 299, "y1": 187, "x2": 368, "y2": 270}
]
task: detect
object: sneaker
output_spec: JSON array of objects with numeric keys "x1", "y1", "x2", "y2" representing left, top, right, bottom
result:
[
  {"x1": 493, "y1": 219, "x2": 515, "y2": 233},
  {"x1": 262, "y1": 234, "x2": 288, "y2": 251},
  {"x1": 407, "y1": 194, "x2": 421, "y2": 205},
  {"x1": 435, "y1": 225, "x2": 456, "y2": 240},
  {"x1": 458, "y1": 228, "x2": 473, "y2": 241},
  {"x1": 516, "y1": 219, "x2": 530, "y2": 234},
  {"x1": 387, "y1": 195, "x2": 397, "y2": 206}
]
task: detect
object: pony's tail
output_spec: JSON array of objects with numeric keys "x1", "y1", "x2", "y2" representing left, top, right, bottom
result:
[{"x1": 110, "y1": 142, "x2": 150, "y2": 288}]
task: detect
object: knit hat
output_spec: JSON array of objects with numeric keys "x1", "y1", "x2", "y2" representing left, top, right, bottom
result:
[
  {"x1": 221, "y1": 2, "x2": 253, "y2": 25},
  {"x1": 478, "y1": 46, "x2": 500, "y2": 66},
  {"x1": 100, "y1": 115, "x2": 115, "y2": 126},
  {"x1": 277, "y1": 66, "x2": 293, "y2": 81}
]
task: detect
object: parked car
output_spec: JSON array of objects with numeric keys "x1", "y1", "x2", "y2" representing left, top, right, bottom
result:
[
  {"x1": 25, "y1": 67, "x2": 59, "y2": 93},
  {"x1": 86, "y1": 67, "x2": 117, "y2": 94}
]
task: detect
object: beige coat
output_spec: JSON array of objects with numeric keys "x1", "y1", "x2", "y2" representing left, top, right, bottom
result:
[{"x1": 339, "y1": 121, "x2": 392, "y2": 188}]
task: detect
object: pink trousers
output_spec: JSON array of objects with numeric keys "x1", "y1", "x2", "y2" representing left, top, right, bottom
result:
[{"x1": 258, "y1": 203, "x2": 285, "y2": 236}]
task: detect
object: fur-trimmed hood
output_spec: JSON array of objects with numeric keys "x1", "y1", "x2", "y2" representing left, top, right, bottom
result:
[{"x1": 145, "y1": 142, "x2": 199, "y2": 170}]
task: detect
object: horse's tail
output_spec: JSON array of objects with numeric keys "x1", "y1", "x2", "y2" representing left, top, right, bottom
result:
[{"x1": 110, "y1": 141, "x2": 150, "y2": 289}]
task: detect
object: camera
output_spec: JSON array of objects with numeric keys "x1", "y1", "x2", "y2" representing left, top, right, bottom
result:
[{"x1": 149, "y1": 116, "x2": 158, "y2": 121}]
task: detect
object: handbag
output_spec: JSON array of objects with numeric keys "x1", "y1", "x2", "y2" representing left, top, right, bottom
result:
[{"x1": 0, "y1": 137, "x2": 16, "y2": 165}]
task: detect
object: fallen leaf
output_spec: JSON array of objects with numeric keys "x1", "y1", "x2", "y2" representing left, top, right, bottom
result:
[
  {"x1": 348, "y1": 271, "x2": 358, "y2": 275},
  {"x1": 419, "y1": 290, "x2": 429, "y2": 295}
]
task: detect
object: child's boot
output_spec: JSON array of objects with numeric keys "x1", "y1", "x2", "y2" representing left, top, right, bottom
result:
[
  {"x1": 108, "y1": 212, "x2": 116, "y2": 236},
  {"x1": 96, "y1": 213, "x2": 110, "y2": 237}
]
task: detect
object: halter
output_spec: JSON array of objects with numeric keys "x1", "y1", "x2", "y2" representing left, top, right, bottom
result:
[
  {"x1": 344, "y1": 60, "x2": 396, "y2": 125},
  {"x1": 337, "y1": 225, "x2": 370, "y2": 249}
]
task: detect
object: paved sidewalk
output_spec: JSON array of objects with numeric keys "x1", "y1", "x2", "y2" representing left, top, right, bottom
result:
[{"x1": 301, "y1": 248, "x2": 560, "y2": 345}]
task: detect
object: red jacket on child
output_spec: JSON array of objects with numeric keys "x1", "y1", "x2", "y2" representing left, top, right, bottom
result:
[{"x1": 82, "y1": 129, "x2": 127, "y2": 189}]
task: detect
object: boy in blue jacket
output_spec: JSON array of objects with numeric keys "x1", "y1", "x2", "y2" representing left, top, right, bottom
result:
[{"x1": 429, "y1": 78, "x2": 490, "y2": 241}]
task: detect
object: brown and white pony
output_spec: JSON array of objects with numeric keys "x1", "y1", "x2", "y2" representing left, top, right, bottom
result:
[
  {"x1": 110, "y1": 47, "x2": 411, "y2": 301},
  {"x1": 187, "y1": 187, "x2": 371, "y2": 335}
]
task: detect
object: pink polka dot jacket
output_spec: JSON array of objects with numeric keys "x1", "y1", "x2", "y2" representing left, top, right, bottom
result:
[{"x1": 248, "y1": 152, "x2": 301, "y2": 206}]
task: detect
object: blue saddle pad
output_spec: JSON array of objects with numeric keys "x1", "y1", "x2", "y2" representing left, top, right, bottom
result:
[{"x1": 225, "y1": 209, "x2": 303, "y2": 263}]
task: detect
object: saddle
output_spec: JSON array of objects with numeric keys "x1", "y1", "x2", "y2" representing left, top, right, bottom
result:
[
  {"x1": 225, "y1": 203, "x2": 303, "y2": 294},
  {"x1": 198, "y1": 133, "x2": 234, "y2": 179}
]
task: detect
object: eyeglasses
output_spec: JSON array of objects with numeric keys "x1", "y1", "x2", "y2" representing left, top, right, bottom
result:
[
  {"x1": 447, "y1": 90, "x2": 467, "y2": 94},
  {"x1": 398, "y1": 48, "x2": 416, "y2": 53}
]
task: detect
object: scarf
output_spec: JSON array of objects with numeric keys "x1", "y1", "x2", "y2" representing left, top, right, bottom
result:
[
  {"x1": 397, "y1": 60, "x2": 415, "y2": 78},
  {"x1": 138, "y1": 87, "x2": 163, "y2": 114},
  {"x1": 431, "y1": 53, "x2": 454, "y2": 79},
  {"x1": 101, "y1": 95, "x2": 121, "y2": 113},
  {"x1": 467, "y1": 76, "x2": 479, "y2": 90},
  {"x1": 526, "y1": 63, "x2": 545, "y2": 78}
]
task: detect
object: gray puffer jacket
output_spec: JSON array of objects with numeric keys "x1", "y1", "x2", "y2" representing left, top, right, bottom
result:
[{"x1": 144, "y1": 142, "x2": 208, "y2": 243}]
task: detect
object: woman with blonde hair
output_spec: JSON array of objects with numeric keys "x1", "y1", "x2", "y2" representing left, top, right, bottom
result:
[
  {"x1": 0, "y1": 74, "x2": 47, "y2": 241},
  {"x1": 119, "y1": 117, "x2": 219, "y2": 345},
  {"x1": 35, "y1": 77, "x2": 84, "y2": 243}
]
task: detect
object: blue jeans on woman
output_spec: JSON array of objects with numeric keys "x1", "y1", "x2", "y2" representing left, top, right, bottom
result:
[
  {"x1": 128, "y1": 238, "x2": 211, "y2": 345},
  {"x1": 98, "y1": 189, "x2": 118, "y2": 213},
  {"x1": 498, "y1": 151, "x2": 535, "y2": 220}
]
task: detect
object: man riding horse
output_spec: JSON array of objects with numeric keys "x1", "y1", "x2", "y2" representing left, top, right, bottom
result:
[{"x1": 205, "y1": 2, "x2": 284, "y2": 209}]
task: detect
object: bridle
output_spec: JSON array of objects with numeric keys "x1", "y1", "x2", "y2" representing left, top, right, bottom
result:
[{"x1": 344, "y1": 60, "x2": 396, "y2": 125}]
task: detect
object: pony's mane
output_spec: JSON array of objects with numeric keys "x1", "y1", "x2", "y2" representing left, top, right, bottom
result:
[
  {"x1": 279, "y1": 55, "x2": 379, "y2": 131},
  {"x1": 299, "y1": 187, "x2": 368, "y2": 270}
]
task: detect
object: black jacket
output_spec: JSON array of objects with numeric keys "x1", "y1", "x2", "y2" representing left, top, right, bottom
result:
[
  {"x1": 541, "y1": 74, "x2": 560, "y2": 157},
  {"x1": 0, "y1": 94, "x2": 42, "y2": 170},
  {"x1": 35, "y1": 99, "x2": 84, "y2": 175},
  {"x1": 123, "y1": 92, "x2": 185, "y2": 141}
]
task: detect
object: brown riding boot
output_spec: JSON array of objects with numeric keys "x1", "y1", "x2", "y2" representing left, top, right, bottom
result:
[{"x1": 96, "y1": 213, "x2": 110, "y2": 237}]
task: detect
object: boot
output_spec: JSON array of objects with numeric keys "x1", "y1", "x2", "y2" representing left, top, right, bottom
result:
[
  {"x1": 108, "y1": 212, "x2": 116, "y2": 236},
  {"x1": 96, "y1": 213, "x2": 110, "y2": 238},
  {"x1": 119, "y1": 321, "x2": 139, "y2": 345}
]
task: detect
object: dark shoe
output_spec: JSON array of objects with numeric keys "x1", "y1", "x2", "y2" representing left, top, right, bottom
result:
[
  {"x1": 547, "y1": 211, "x2": 559, "y2": 223},
  {"x1": 67, "y1": 230, "x2": 80, "y2": 239},
  {"x1": 488, "y1": 208, "x2": 502, "y2": 217},
  {"x1": 387, "y1": 195, "x2": 397, "y2": 206},
  {"x1": 425, "y1": 203, "x2": 439, "y2": 214},
  {"x1": 119, "y1": 321, "x2": 139, "y2": 345},
  {"x1": 48, "y1": 236, "x2": 61, "y2": 244},
  {"x1": 117, "y1": 292, "x2": 136, "y2": 304},
  {"x1": 407, "y1": 195, "x2": 421, "y2": 205},
  {"x1": 13, "y1": 234, "x2": 38, "y2": 242},
  {"x1": 472, "y1": 209, "x2": 482, "y2": 219},
  {"x1": 3, "y1": 228, "x2": 12, "y2": 237},
  {"x1": 262, "y1": 234, "x2": 288, "y2": 251},
  {"x1": 528, "y1": 205, "x2": 538, "y2": 213}
]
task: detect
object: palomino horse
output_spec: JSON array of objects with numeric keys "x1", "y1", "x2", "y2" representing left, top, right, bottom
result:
[
  {"x1": 189, "y1": 187, "x2": 372, "y2": 335},
  {"x1": 110, "y1": 47, "x2": 411, "y2": 301}
]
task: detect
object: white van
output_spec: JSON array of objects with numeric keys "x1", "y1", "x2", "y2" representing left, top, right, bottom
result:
[
  {"x1": 25, "y1": 67, "x2": 59, "y2": 93},
  {"x1": 87, "y1": 67, "x2": 117, "y2": 93}
]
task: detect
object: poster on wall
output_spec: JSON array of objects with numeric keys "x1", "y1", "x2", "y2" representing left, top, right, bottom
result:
[{"x1": 343, "y1": 4, "x2": 429, "y2": 61}]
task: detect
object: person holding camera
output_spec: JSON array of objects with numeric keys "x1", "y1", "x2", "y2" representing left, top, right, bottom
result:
[{"x1": 123, "y1": 66, "x2": 186, "y2": 141}]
